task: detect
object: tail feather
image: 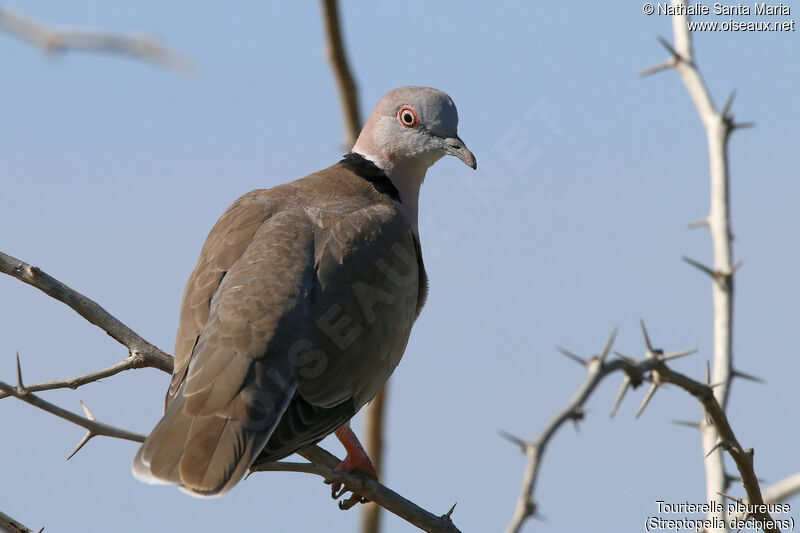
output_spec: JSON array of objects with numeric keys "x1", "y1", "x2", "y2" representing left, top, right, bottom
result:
[{"x1": 132, "y1": 381, "x2": 296, "y2": 497}]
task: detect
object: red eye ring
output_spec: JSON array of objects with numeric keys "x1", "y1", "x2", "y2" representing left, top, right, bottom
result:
[{"x1": 397, "y1": 105, "x2": 420, "y2": 128}]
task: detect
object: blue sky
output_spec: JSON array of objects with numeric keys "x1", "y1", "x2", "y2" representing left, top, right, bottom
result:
[{"x1": 1, "y1": 1, "x2": 798, "y2": 532}]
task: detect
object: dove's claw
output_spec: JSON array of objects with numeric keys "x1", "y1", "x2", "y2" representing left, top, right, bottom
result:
[{"x1": 323, "y1": 422, "x2": 378, "y2": 509}]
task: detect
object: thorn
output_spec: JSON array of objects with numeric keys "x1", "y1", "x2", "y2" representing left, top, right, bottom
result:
[
  {"x1": 705, "y1": 361, "x2": 711, "y2": 385},
  {"x1": 672, "y1": 420, "x2": 701, "y2": 429},
  {"x1": 732, "y1": 121, "x2": 755, "y2": 130},
  {"x1": 443, "y1": 502, "x2": 457, "y2": 520},
  {"x1": 638, "y1": 58, "x2": 677, "y2": 78},
  {"x1": 636, "y1": 383, "x2": 659, "y2": 418},
  {"x1": 706, "y1": 440, "x2": 725, "y2": 458},
  {"x1": 660, "y1": 349, "x2": 698, "y2": 362},
  {"x1": 523, "y1": 498, "x2": 538, "y2": 518},
  {"x1": 657, "y1": 35, "x2": 678, "y2": 57},
  {"x1": 722, "y1": 89, "x2": 737, "y2": 118},
  {"x1": 682, "y1": 256, "x2": 715, "y2": 278},
  {"x1": 80, "y1": 400, "x2": 96, "y2": 421},
  {"x1": 555, "y1": 346, "x2": 587, "y2": 367},
  {"x1": 731, "y1": 260, "x2": 744, "y2": 274},
  {"x1": 67, "y1": 431, "x2": 94, "y2": 460},
  {"x1": 639, "y1": 319, "x2": 653, "y2": 353},
  {"x1": 610, "y1": 376, "x2": 631, "y2": 418},
  {"x1": 37, "y1": 529, "x2": 44, "y2": 533},
  {"x1": 614, "y1": 351, "x2": 638, "y2": 365},
  {"x1": 570, "y1": 407, "x2": 585, "y2": 432},
  {"x1": 15, "y1": 352, "x2": 24, "y2": 390},
  {"x1": 244, "y1": 469, "x2": 255, "y2": 481},
  {"x1": 732, "y1": 369, "x2": 765, "y2": 384},
  {"x1": 688, "y1": 218, "x2": 709, "y2": 229},
  {"x1": 599, "y1": 327, "x2": 619, "y2": 362},
  {"x1": 498, "y1": 430, "x2": 528, "y2": 452},
  {"x1": 717, "y1": 492, "x2": 746, "y2": 505}
]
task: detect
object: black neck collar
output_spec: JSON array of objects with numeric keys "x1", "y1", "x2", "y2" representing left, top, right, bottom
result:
[{"x1": 339, "y1": 152, "x2": 401, "y2": 203}]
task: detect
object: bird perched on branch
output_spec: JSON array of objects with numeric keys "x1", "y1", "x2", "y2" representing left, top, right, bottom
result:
[{"x1": 132, "y1": 86, "x2": 476, "y2": 506}]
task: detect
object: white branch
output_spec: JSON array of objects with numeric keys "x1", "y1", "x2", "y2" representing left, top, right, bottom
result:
[
  {"x1": 763, "y1": 472, "x2": 800, "y2": 505},
  {"x1": 640, "y1": 1, "x2": 749, "y2": 528},
  {"x1": 0, "y1": 7, "x2": 192, "y2": 74}
]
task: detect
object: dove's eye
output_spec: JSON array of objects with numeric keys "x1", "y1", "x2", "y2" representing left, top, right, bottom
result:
[{"x1": 397, "y1": 105, "x2": 419, "y2": 128}]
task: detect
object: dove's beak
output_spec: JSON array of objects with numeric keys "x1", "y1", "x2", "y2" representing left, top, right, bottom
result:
[{"x1": 441, "y1": 136, "x2": 477, "y2": 170}]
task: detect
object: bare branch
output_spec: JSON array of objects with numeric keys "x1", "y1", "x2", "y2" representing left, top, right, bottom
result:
[
  {"x1": 0, "y1": 251, "x2": 173, "y2": 374},
  {"x1": 0, "y1": 7, "x2": 192, "y2": 74},
  {"x1": 656, "y1": 364, "x2": 778, "y2": 532},
  {"x1": 319, "y1": 0, "x2": 361, "y2": 148},
  {"x1": 1, "y1": 371, "x2": 461, "y2": 532},
  {"x1": 0, "y1": 353, "x2": 155, "y2": 400},
  {"x1": 255, "y1": 445, "x2": 462, "y2": 533},
  {"x1": 0, "y1": 511, "x2": 42, "y2": 533},
  {"x1": 641, "y1": 1, "x2": 752, "y2": 525},
  {"x1": 506, "y1": 325, "x2": 778, "y2": 533},
  {"x1": 506, "y1": 330, "x2": 630, "y2": 533},
  {"x1": 1, "y1": 249, "x2": 460, "y2": 533},
  {"x1": 0, "y1": 379, "x2": 146, "y2": 451}
]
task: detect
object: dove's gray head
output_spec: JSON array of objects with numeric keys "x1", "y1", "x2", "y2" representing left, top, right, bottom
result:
[{"x1": 352, "y1": 86, "x2": 477, "y2": 173}]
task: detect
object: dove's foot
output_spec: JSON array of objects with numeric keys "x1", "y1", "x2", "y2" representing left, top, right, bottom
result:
[{"x1": 328, "y1": 422, "x2": 378, "y2": 510}]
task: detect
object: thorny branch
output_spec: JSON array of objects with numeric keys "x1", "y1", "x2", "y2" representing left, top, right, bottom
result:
[
  {"x1": 639, "y1": 0, "x2": 754, "y2": 528},
  {"x1": 0, "y1": 7, "x2": 192, "y2": 74},
  {"x1": 0, "y1": 250, "x2": 461, "y2": 533},
  {"x1": 504, "y1": 323, "x2": 778, "y2": 533}
]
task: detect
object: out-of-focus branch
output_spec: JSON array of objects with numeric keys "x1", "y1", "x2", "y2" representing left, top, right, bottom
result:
[
  {"x1": 505, "y1": 324, "x2": 775, "y2": 533},
  {"x1": 0, "y1": 7, "x2": 192, "y2": 74},
  {"x1": 317, "y1": 4, "x2": 390, "y2": 532},
  {"x1": 640, "y1": 1, "x2": 752, "y2": 528},
  {"x1": 763, "y1": 472, "x2": 800, "y2": 505},
  {"x1": 319, "y1": 0, "x2": 361, "y2": 148},
  {"x1": 362, "y1": 387, "x2": 387, "y2": 533},
  {"x1": 0, "y1": 511, "x2": 41, "y2": 533},
  {"x1": 0, "y1": 251, "x2": 173, "y2": 374}
]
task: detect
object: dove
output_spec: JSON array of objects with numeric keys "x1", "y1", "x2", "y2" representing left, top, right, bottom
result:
[{"x1": 132, "y1": 86, "x2": 476, "y2": 505}]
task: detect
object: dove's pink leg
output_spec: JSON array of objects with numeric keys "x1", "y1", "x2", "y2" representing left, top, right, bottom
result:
[{"x1": 329, "y1": 422, "x2": 378, "y2": 509}]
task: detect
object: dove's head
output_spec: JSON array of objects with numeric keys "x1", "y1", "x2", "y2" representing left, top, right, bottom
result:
[{"x1": 353, "y1": 86, "x2": 476, "y2": 173}]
